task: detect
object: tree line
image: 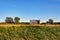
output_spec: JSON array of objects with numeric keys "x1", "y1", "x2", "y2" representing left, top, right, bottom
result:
[
  {"x1": 5, "y1": 17, "x2": 20, "y2": 23},
  {"x1": 0, "y1": 16, "x2": 58, "y2": 24},
  {"x1": 4, "y1": 17, "x2": 54, "y2": 24}
]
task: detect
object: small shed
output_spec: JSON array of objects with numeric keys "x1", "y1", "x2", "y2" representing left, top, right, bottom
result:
[{"x1": 30, "y1": 20, "x2": 40, "y2": 24}]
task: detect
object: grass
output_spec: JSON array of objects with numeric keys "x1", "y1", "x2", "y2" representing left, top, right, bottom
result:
[{"x1": 0, "y1": 26, "x2": 60, "y2": 40}]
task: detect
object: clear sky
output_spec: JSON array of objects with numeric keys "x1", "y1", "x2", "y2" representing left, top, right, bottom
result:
[{"x1": 0, "y1": 0, "x2": 60, "y2": 22}]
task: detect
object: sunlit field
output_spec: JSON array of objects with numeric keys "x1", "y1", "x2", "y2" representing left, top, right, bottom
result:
[{"x1": 0, "y1": 26, "x2": 60, "y2": 40}]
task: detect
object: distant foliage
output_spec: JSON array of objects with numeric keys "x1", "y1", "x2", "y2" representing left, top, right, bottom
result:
[
  {"x1": 5, "y1": 17, "x2": 13, "y2": 23},
  {"x1": 47, "y1": 19, "x2": 54, "y2": 24},
  {"x1": 14, "y1": 17, "x2": 20, "y2": 23}
]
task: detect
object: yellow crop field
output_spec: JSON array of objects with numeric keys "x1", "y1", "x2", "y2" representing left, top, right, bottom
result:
[{"x1": 0, "y1": 24, "x2": 60, "y2": 27}]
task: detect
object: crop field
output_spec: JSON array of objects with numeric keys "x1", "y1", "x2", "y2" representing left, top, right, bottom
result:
[
  {"x1": 0, "y1": 24, "x2": 60, "y2": 27},
  {"x1": 0, "y1": 26, "x2": 60, "y2": 40}
]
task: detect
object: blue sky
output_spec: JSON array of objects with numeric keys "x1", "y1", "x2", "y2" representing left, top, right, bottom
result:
[{"x1": 0, "y1": 0, "x2": 60, "y2": 22}]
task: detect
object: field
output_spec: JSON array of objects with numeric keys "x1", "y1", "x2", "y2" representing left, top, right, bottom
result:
[
  {"x1": 0, "y1": 26, "x2": 60, "y2": 40},
  {"x1": 0, "y1": 22, "x2": 60, "y2": 27}
]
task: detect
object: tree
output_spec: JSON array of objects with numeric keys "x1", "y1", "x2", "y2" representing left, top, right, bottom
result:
[
  {"x1": 14, "y1": 17, "x2": 20, "y2": 23},
  {"x1": 47, "y1": 19, "x2": 54, "y2": 24},
  {"x1": 5, "y1": 17, "x2": 13, "y2": 23}
]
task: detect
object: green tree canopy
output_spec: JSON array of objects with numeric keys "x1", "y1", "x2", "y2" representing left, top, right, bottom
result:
[
  {"x1": 14, "y1": 17, "x2": 20, "y2": 23},
  {"x1": 5, "y1": 17, "x2": 13, "y2": 23},
  {"x1": 47, "y1": 19, "x2": 54, "y2": 24}
]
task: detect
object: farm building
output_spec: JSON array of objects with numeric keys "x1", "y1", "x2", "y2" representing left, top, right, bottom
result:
[{"x1": 30, "y1": 20, "x2": 40, "y2": 24}]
